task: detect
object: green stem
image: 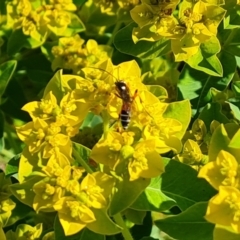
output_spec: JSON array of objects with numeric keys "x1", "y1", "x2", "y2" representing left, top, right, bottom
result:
[
  {"x1": 72, "y1": 147, "x2": 93, "y2": 174},
  {"x1": 107, "y1": 22, "x2": 122, "y2": 46},
  {"x1": 113, "y1": 213, "x2": 134, "y2": 240}
]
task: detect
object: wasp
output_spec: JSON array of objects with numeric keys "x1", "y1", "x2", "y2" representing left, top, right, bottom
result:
[
  {"x1": 84, "y1": 66, "x2": 139, "y2": 130},
  {"x1": 115, "y1": 80, "x2": 138, "y2": 130}
]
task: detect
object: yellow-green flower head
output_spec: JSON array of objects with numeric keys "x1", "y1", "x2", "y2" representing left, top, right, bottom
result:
[
  {"x1": 198, "y1": 150, "x2": 240, "y2": 190},
  {"x1": 51, "y1": 35, "x2": 112, "y2": 74},
  {"x1": 94, "y1": 0, "x2": 120, "y2": 15},
  {"x1": 53, "y1": 196, "x2": 96, "y2": 235},
  {"x1": 205, "y1": 186, "x2": 240, "y2": 234},
  {"x1": 7, "y1": 223, "x2": 43, "y2": 240},
  {"x1": 21, "y1": 91, "x2": 59, "y2": 121},
  {"x1": 0, "y1": 198, "x2": 16, "y2": 227},
  {"x1": 48, "y1": 0, "x2": 77, "y2": 11},
  {"x1": 78, "y1": 174, "x2": 106, "y2": 209},
  {"x1": 176, "y1": 139, "x2": 205, "y2": 166},
  {"x1": 0, "y1": 198, "x2": 16, "y2": 214},
  {"x1": 91, "y1": 131, "x2": 164, "y2": 181},
  {"x1": 118, "y1": 0, "x2": 140, "y2": 10},
  {"x1": 130, "y1": 0, "x2": 180, "y2": 42},
  {"x1": 143, "y1": 113, "x2": 183, "y2": 154},
  {"x1": 16, "y1": 119, "x2": 48, "y2": 154},
  {"x1": 33, "y1": 178, "x2": 64, "y2": 212}
]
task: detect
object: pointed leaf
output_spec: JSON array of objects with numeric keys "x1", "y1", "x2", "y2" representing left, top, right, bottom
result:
[
  {"x1": 5, "y1": 153, "x2": 21, "y2": 177},
  {"x1": 0, "y1": 60, "x2": 17, "y2": 98},
  {"x1": 114, "y1": 22, "x2": 171, "y2": 59},
  {"x1": 87, "y1": 209, "x2": 121, "y2": 235},
  {"x1": 163, "y1": 100, "x2": 191, "y2": 139},
  {"x1": 155, "y1": 202, "x2": 215, "y2": 240},
  {"x1": 131, "y1": 176, "x2": 176, "y2": 212},
  {"x1": 161, "y1": 159, "x2": 217, "y2": 211},
  {"x1": 179, "y1": 52, "x2": 236, "y2": 115},
  {"x1": 125, "y1": 209, "x2": 146, "y2": 225},
  {"x1": 199, "y1": 102, "x2": 230, "y2": 130},
  {"x1": 110, "y1": 176, "x2": 150, "y2": 215}
]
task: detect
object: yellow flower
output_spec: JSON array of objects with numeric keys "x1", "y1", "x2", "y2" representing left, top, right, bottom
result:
[
  {"x1": 205, "y1": 186, "x2": 240, "y2": 233},
  {"x1": 33, "y1": 178, "x2": 64, "y2": 212},
  {"x1": 54, "y1": 196, "x2": 96, "y2": 235},
  {"x1": 198, "y1": 150, "x2": 239, "y2": 190},
  {"x1": 16, "y1": 119, "x2": 48, "y2": 154},
  {"x1": 51, "y1": 35, "x2": 112, "y2": 74},
  {"x1": 0, "y1": 199, "x2": 16, "y2": 226},
  {"x1": 21, "y1": 91, "x2": 58, "y2": 122},
  {"x1": 91, "y1": 131, "x2": 164, "y2": 181},
  {"x1": 6, "y1": 223, "x2": 43, "y2": 240}
]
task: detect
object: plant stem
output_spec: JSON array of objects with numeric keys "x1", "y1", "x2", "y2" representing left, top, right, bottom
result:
[
  {"x1": 107, "y1": 22, "x2": 122, "y2": 46},
  {"x1": 113, "y1": 213, "x2": 134, "y2": 240},
  {"x1": 72, "y1": 147, "x2": 93, "y2": 174}
]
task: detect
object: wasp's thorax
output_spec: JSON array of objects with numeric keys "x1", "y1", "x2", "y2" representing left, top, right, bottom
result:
[{"x1": 115, "y1": 80, "x2": 132, "y2": 103}]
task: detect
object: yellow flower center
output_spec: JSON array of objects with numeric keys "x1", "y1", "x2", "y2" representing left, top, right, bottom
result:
[
  {"x1": 225, "y1": 192, "x2": 240, "y2": 222},
  {"x1": 109, "y1": 139, "x2": 122, "y2": 152}
]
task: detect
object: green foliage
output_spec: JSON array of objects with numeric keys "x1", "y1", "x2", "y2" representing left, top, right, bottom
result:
[{"x1": 1, "y1": 0, "x2": 240, "y2": 240}]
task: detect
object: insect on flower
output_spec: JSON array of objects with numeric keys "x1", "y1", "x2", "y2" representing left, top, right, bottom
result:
[
  {"x1": 115, "y1": 80, "x2": 138, "y2": 130},
  {"x1": 83, "y1": 66, "x2": 139, "y2": 130}
]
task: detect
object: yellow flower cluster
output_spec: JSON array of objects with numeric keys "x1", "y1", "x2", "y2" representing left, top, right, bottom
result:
[
  {"x1": 198, "y1": 123, "x2": 240, "y2": 234},
  {"x1": 130, "y1": 0, "x2": 226, "y2": 61},
  {"x1": 11, "y1": 58, "x2": 190, "y2": 235},
  {"x1": 51, "y1": 35, "x2": 113, "y2": 74},
  {"x1": 7, "y1": 0, "x2": 80, "y2": 40},
  {"x1": 93, "y1": 0, "x2": 140, "y2": 15}
]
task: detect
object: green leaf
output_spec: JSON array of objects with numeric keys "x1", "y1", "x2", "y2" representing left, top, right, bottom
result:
[
  {"x1": 208, "y1": 123, "x2": 240, "y2": 162},
  {"x1": 130, "y1": 176, "x2": 176, "y2": 212},
  {"x1": 179, "y1": 51, "x2": 236, "y2": 114},
  {"x1": 229, "y1": 128, "x2": 240, "y2": 149},
  {"x1": 199, "y1": 102, "x2": 230, "y2": 130},
  {"x1": 163, "y1": 100, "x2": 191, "y2": 139},
  {"x1": 223, "y1": 0, "x2": 240, "y2": 29},
  {"x1": 186, "y1": 36, "x2": 222, "y2": 76},
  {"x1": 80, "y1": 112, "x2": 103, "y2": 129},
  {"x1": 146, "y1": 85, "x2": 168, "y2": 100},
  {"x1": 155, "y1": 202, "x2": 215, "y2": 240},
  {"x1": 60, "y1": 13, "x2": 85, "y2": 36},
  {"x1": 87, "y1": 209, "x2": 121, "y2": 235},
  {"x1": 140, "y1": 238, "x2": 158, "y2": 240},
  {"x1": 0, "y1": 110, "x2": 4, "y2": 139},
  {"x1": 0, "y1": 60, "x2": 17, "y2": 99},
  {"x1": 10, "y1": 176, "x2": 43, "y2": 208},
  {"x1": 43, "y1": 70, "x2": 65, "y2": 103},
  {"x1": 114, "y1": 22, "x2": 171, "y2": 59},
  {"x1": 125, "y1": 209, "x2": 146, "y2": 224},
  {"x1": 223, "y1": 29, "x2": 240, "y2": 57},
  {"x1": 161, "y1": 160, "x2": 217, "y2": 211},
  {"x1": 73, "y1": 142, "x2": 91, "y2": 162},
  {"x1": 110, "y1": 176, "x2": 150, "y2": 215},
  {"x1": 7, "y1": 29, "x2": 47, "y2": 55},
  {"x1": 5, "y1": 154, "x2": 21, "y2": 177},
  {"x1": 131, "y1": 211, "x2": 152, "y2": 240},
  {"x1": 54, "y1": 215, "x2": 106, "y2": 239}
]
